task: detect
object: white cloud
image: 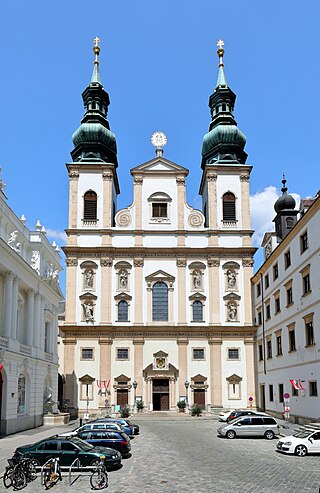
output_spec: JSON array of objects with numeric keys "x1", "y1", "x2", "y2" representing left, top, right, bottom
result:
[
  {"x1": 46, "y1": 228, "x2": 67, "y2": 244},
  {"x1": 250, "y1": 186, "x2": 300, "y2": 247}
]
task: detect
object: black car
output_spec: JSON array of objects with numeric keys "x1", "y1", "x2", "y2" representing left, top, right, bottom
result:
[
  {"x1": 14, "y1": 436, "x2": 122, "y2": 470},
  {"x1": 77, "y1": 429, "x2": 131, "y2": 457},
  {"x1": 226, "y1": 410, "x2": 267, "y2": 422}
]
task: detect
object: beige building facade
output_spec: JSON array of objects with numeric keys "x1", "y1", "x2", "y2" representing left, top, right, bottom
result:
[{"x1": 59, "y1": 40, "x2": 257, "y2": 417}]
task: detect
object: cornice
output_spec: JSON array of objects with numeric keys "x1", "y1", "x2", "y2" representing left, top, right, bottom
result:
[
  {"x1": 65, "y1": 228, "x2": 255, "y2": 237},
  {"x1": 62, "y1": 246, "x2": 256, "y2": 257}
]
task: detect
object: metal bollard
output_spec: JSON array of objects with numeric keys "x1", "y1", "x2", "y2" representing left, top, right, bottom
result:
[{"x1": 79, "y1": 418, "x2": 83, "y2": 427}]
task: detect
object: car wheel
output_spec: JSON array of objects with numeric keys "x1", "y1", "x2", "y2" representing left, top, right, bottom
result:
[
  {"x1": 31, "y1": 459, "x2": 40, "y2": 466},
  {"x1": 264, "y1": 430, "x2": 274, "y2": 440},
  {"x1": 226, "y1": 430, "x2": 236, "y2": 439},
  {"x1": 295, "y1": 444, "x2": 307, "y2": 457}
]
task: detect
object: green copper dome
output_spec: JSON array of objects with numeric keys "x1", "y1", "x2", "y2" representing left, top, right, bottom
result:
[
  {"x1": 202, "y1": 125, "x2": 246, "y2": 157},
  {"x1": 274, "y1": 177, "x2": 296, "y2": 213},
  {"x1": 72, "y1": 123, "x2": 117, "y2": 152}
]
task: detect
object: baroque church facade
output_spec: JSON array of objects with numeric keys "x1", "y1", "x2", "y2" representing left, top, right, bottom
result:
[{"x1": 59, "y1": 40, "x2": 257, "y2": 417}]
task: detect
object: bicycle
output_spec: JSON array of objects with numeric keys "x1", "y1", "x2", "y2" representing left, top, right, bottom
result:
[
  {"x1": 3, "y1": 457, "x2": 36, "y2": 489},
  {"x1": 90, "y1": 456, "x2": 108, "y2": 490},
  {"x1": 43, "y1": 457, "x2": 62, "y2": 489}
]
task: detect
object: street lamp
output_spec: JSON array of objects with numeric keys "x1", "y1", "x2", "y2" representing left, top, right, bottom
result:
[
  {"x1": 133, "y1": 380, "x2": 138, "y2": 412},
  {"x1": 184, "y1": 380, "x2": 190, "y2": 409}
]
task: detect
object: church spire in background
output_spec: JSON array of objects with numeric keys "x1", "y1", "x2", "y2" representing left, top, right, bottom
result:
[
  {"x1": 216, "y1": 39, "x2": 228, "y2": 87},
  {"x1": 91, "y1": 36, "x2": 102, "y2": 85}
]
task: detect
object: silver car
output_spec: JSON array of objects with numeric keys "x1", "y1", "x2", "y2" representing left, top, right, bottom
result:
[{"x1": 217, "y1": 415, "x2": 280, "y2": 440}]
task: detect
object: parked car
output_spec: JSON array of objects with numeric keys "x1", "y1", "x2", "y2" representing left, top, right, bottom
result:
[
  {"x1": 218, "y1": 415, "x2": 280, "y2": 439},
  {"x1": 92, "y1": 418, "x2": 138, "y2": 437},
  {"x1": 218, "y1": 410, "x2": 237, "y2": 422},
  {"x1": 59, "y1": 421, "x2": 124, "y2": 437},
  {"x1": 276, "y1": 427, "x2": 320, "y2": 456},
  {"x1": 77, "y1": 429, "x2": 131, "y2": 457},
  {"x1": 226, "y1": 410, "x2": 268, "y2": 422},
  {"x1": 13, "y1": 436, "x2": 122, "y2": 469}
]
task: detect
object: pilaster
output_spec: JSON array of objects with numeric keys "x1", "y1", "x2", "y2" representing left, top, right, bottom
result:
[
  {"x1": 133, "y1": 258, "x2": 144, "y2": 324},
  {"x1": 99, "y1": 338, "x2": 113, "y2": 407},
  {"x1": 134, "y1": 176, "x2": 143, "y2": 247},
  {"x1": 242, "y1": 258, "x2": 254, "y2": 325},
  {"x1": 65, "y1": 258, "x2": 78, "y2": 323},
  {"x1": 176, "y1": 259, "x2": 187, "y2": 324},
  {"x1": 177, "y1": 337, "x2": 188, "y2": 397},
  {"x1": 3, "y1": 273, "x2": 13, "y2": 338},
  {"x1": 26, "y1": 289, "x2": 35, "y2": 346},
  {"x1": 209, "y1": 337, "x2": 222, "y2": 408},
  {"x1": 100, "y1": 258, "x2": 113, "y2": 324},
  {"x1": 63, "y1": 338, "x2": 77, "y2": 415},
  {"x1": 133, "y1": 337, "x2": 144, "y2": 396},
  {"x1": 240, "y1": 173, "x2": 251, "y2": 246},
  {"x1": 208, "y1": 258, "x2": 220, "y2": 324},
  {"x1": 207, "y1": 173, "x2": 218, "y2": 246},
  {"x1": 176, "y1": 177, "x2": 186, "y2": 247},
  {"x1": 68, "y1": 170, "x2": 79, "y2": 229},
  {"x1": 245, "y1": 339, "x2": 256, "y2": 406},
  {"x1": 11, "y1": 276, "x2": 19, "y2": 340}
]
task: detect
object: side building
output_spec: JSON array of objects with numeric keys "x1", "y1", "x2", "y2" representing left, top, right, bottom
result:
[
  {"x1": 59, "y1": 40, "x2": 257, "y2": 417},
  {"x1": 252, "y1": 181, "x2": 320, "y2": 424},
  {"x1": 0, "y1": 170, "x2": 63, "y2": 435}
]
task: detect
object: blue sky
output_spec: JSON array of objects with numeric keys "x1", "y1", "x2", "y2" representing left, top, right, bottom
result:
[{"x1": 0, "y1": 1, "x2": 319, "y2": 292}]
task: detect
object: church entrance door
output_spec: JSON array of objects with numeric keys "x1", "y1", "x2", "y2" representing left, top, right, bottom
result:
[
  {"x1": 152, "y1": 379, "x2": 169, "y2": 411},
  {"x1": 193, "y1": 389, "x2": 205, "y2": 409},
  {"x1": 117, "y1": 390, "x2": 128, "y2": 409}
]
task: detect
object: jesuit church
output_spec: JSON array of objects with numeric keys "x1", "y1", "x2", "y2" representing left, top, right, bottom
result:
[{"x1": 59, "y1": 40, "x2": 257, "y2": 417}]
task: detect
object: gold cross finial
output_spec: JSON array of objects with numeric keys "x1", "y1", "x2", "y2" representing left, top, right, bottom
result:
[
  {"x1": 217, "y1": 39, "x2": 224, "y2": 50},
  {"x1": 93, "y1": 36, "x2": 101, "y2": 64},
  {"x1": 216, "y1": 39, "x2": 225, "y2": 66}
]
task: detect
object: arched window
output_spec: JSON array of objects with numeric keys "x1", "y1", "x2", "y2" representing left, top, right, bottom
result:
[
  {"x1": 192, "y1": 301, "x2": 203, "y2": 322},
  {"x1": 152, "y1": 282, "x2": 168, "y2": 321},
  {"x1": 118, "y1": 300, "x2": 128, "y2": 321},
  {"x1": 17, "y1": 374, "x2": 26, "y2": 414},
  {"x1": 223, "y1": 192, "x2": 236, "y2": 221},
  {"x1": 84, "y1": 191, "x2": 97, "y2": 222}
]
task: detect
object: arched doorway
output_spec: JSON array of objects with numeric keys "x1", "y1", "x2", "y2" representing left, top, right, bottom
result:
[{"x1": 143, "y1": 354, "x2": 178, "y2": 411}]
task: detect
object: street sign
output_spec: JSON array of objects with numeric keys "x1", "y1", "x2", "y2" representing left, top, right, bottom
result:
[
  {"x1": 285, "y1": 407, "x2": 290, "y2": 412},
  {"x1": 249, "y1": 396, "x2": 253, "y2": 402},
  {"x1": 283, "y1": 392, "x2": 290, "y2": 399}
]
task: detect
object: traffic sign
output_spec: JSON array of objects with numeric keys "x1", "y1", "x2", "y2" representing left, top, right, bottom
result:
[
  {"x1": 248, "y1": 396, "x2": 254, "y2": 402},
  {"x1": 284, "y1": 392, "x2": 290, "y2": 399}
]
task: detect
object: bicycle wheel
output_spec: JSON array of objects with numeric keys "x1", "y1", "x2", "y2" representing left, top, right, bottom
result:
[
  {"x1": 27, "y1": 460, "x2": 37, "y2": 481},
  {"x1": 3, "y1": 467, "x2": 14, "y2": 488},
  {"x1": 90, "y1": 470, "x2": 108, "y2": 490},
  {"x1": 44, "y1": 471, "x2": 56, "y2": 490},
  {"x1": 11, "y1": 469, "x2": 27, "y2": 490}
]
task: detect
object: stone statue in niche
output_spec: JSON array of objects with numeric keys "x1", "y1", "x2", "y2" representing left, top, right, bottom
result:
[
  {"x1": 84, "y1": 269, "x2": 94, "y2": 289},
  {"x1": 43, "y1": 387, "x2": 55, "y2": 414},
  {"x1": 193, "y1": 270, "x2": 201, "y2": 289},
  {"x1": 119, "y1": 270, "x2": 128, "y2": 288},
  {"x1": 226, "y1": 269, "x2": 237, "y2": 289},
  {"x1": 227, "y1": 302, "x2": 237, "y2": 321},
  {"x1": 8, "y1": 230, "x2": 21, "y2": 253},
  {"x1": 83, "y1": 302, "x2": 94, "y2": 322},
  {"x1": 31, "y1": 250, "x2": 40, "y2": 274}
]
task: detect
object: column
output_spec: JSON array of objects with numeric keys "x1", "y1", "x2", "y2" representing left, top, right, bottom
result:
[
  {"x1": 176, "y1": 177, "x2": 186, "y2": 247},
  {"x1": 68, "y1": 170, "x2": 79, "y2": 229},
  {"x1": 169, "y1": 378, "x2": 176, "y2": 408},
  {"x1": 207, "y1": 172, "x2": 218, "y2": 246},
  {"x1": 51, "y1": 308, "x2": 58, "y2": 357},
  {"x1": 177, "y1": 338, "x2": 188, "y2": 398},
  {"x1": 209, "y1": 337, "x2": 222, "y2": 408},
  {"x1": 102, "y1": 172, "x2": 113, "y2": 246},
  {"x1": 3, "y1": 273, "x2": 13, "y2": 337},
  {"x1": 146, "y1": 284, "x2": 152, "y2": 323},
  {"x1": 100, "y1": 258, "x2": 112, "y2": 324},
  {"x1": 65, "y1": 258, "x2": 78, "y2": 323},
  {"x1": 26, "y1": 289, "x2": 35, "y2": 346},
  {"x1": 133, "y1": 338, "x2": 144, "y2": 398},
  {"x1": 208, "y1": 258, "x2": 220, "y2": 325},
  {"x1": 133, "y1": 258, "x2": 144, "y2": 325},
  {"x1": 242, "y1": 258, "x2": 254, "y2": 325},
  {"x1": 99, "y1": 338, "x2": 113, "y2": 407},
  {"x1": 39, "y1": 298, "x2": 45, "y2": 349},
  {"x1": 168, "y1": 286, "x2": 174, "y2": 323},
  {"x1": 134, "y1": 176, "x2": 143, "y2": 247},
  {"x1": 33, "y1": 293, "x2": 41, "y2": 347},
  {"x1": 146, "y1": 378, "x2": 152, "y2": 410},
  {"x1": 11, "y1": 276, "x2": 19, "y2": 340},
  {"x1": 176, "y1": 259, "x2": 187, "y2": 325},
  {"x1": 240, "y1": 174, "x2": 251, "y2": 246},
  {"x1": 63, "y1": 339, "x2": 77, "y2": 416},
  {"x1": 245, "y1": 339, "x2": 256, "y2": 406}
]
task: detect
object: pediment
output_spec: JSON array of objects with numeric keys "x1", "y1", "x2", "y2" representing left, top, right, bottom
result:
[
  {"x1": 145, "y1": 270, "x2": 175, "y2": 283},
  {"x1": 153, "y1": 350, "x2": 168, "y2": 358},
  {"x1": 189, "y1": 292, "x2": 206, "y2": 301},
  {"x1": 79, "y1": 292, "x2": 98, "y2": 300},
  {"x1": 114, "y1": 292, "x2": 132, "y2": 301},
  {"x1": 223, "y1": 292, "x2": 241, "y2": 301},
  {"x1": 131, "y1": 157, "x2": 189, "y2": 175},
  {"x1": 79, "y1": 374, "x2": 95, "y2": 383},
  {"x1": 226, "y1": 373, "x2": 242, "y2": 383},
  {"x1": 115, "y1": 374, "x2": 130, "y2": 382},
  {"x1": 192, "y1": 374, "x2": 207, "y2": 382}
]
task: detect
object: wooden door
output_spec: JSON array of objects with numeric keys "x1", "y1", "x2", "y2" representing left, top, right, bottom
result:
[
  {"x1": 117, "y1": 390, "x2": 128, "y2": 408},
  {"x1": 193, "y1": 389, "x2": 205, "y2": 409},
  {"x1": 160, "y1": 394, "x2": 169, "y2": 410}
]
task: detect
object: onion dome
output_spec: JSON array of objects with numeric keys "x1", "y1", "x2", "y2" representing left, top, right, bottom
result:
[
  {"x1": 71, "y1": 37, "x2": 118, "y2": 166},
  {"x1": 201, "y1": 40, "x2": 247, "y2": 167},
  {"x1": 274, "y1": 176, "x2": 296, "y2": 213}
]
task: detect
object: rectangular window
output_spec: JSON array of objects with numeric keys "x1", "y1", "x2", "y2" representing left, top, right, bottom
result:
[
  {"x1": 309, "y1": 381, "x2": 318, "y2": 397},
  {"x1": 284, "y1": 250, "x2": 291, "y2": 269},
  {"x1": 117, "y1": 348, "x2": 129, "y2": 360},
  {"x1": 279, "y1": 384, "x2": 284, "y2": 403},
  {"x1": 228, "y1": 349, "x2": 239, "y2": 360},
  {"x1": 275, "y1": 297, "x2": 281, "y2": 314},
  {"x1": 81, "y1": 348, "x2": 93, "y2": 360},
  {"x1": 289, "y1": 329, "x2": 296, "y2": 352},
  {"x1": 257, "y1": 311, "x2": 262, "y2": 325},
  {"x1": 273, "y1": 263, "x2": 278, "y2": 280},
  {"x1": 152, "y1": 203, "x2": 167, "y2": 218},
  {"x1": 269, "y1": 384, "x2": 274, "y2": 402},
  {"x1": 267, "y1": 340, "x2": 272, "y2": 359},
  {"x1": 44, "y1": 322, "x2": 50, "y2": 353},
  {"x1": 256, "y1": 283, "x2": 261, "y2": 297},
  {"x1": 292, "y1": 386, "x2": 298, "y2": 397},
  {"x1": 305, "y1": 321, "x2": 315, "y2": 346},
  {"x1": 193, "y1": 348, "x2": 205, "y2": 360},
  {"x1": 258, "y1": 343, "x2": 263, "y2": 361},
  {"x1": 302, "y1": 273, "x2": 311, "y2": 295},
  {"x1": 264, "y1": 274, "x2": 269, "y2": 289},
  {"x1": 300, "y1": 231, "x2": 308, "y2": 253},
  {"x1": 276, "y1": 335, "x2": 282, "y2": 356},
  {"x1": 266, "y1": 304, "x2": 271, "y2": 320},
  {"x1": 286, "y1": 287, "x2": 293, "y2": 306}
]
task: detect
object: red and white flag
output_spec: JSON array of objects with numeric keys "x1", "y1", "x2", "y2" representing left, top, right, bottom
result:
[{"x1": 290, "y1": 379, "x2": 304, "y2": 390}]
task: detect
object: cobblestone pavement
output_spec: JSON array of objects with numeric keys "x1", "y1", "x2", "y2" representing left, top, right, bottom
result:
[{"x1": 1, "y1": 418, "x2": 320, "y2": 493}]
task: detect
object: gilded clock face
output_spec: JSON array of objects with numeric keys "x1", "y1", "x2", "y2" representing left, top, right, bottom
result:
[{"x1": 151, "y1": 131, "x2": 167, "y2": 148}]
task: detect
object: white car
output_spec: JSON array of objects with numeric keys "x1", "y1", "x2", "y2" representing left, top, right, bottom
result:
[
  {"x1": 218, "y1": 410, "x2": 237, "y2": 422},
  {"x1": 59, "y1": 421, "x2": 123, "y2": 437},
  {"x1": 276, "y1": 427, "x2": 320, "y2": 456}
]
